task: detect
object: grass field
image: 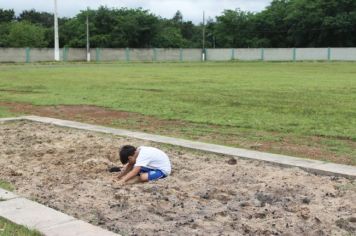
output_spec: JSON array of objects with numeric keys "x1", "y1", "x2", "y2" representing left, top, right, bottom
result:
[
  {"x1": 0, "y1": 180, "x2": 14, "y2": 192},
  {"x1": 0, "y1": 217, "x2": 42, "y2": 236},
  {"x1": 0, "y1": 62, "x2": 355, "y2": 164}
]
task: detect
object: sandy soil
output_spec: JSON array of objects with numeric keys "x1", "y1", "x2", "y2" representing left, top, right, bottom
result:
[{"x1": 0, "y1": 121, "x2": 355, "y2": 236}]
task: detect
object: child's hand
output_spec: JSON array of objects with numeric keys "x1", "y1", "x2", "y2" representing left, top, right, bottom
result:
[
  {"x1": 111, "y1": 178, "x2": 126, "y2": 189},
  {"x1": 117, "y1": 179, "x2": 126, "y2": 186}
]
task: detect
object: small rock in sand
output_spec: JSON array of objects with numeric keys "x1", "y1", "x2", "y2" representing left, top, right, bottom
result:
[
  {"x1": 299, "y1": 207, "x2": 310, "y2": 220},
  {"x1": 108, "y1": 166, "x2": 121, "y2": 173},
  {"x1": 9, "y1": 169, "x2": 23, "y2": 176},
  {"x1": 227, "y1": 158, "x2": 237, "y2": 165},
  {"x1": 46, "y1": 148, "x2": 56, "y2": 154},
  {"x1": 302, "y1": 197, "x2": 311, "y2": 204},
  {"x1": 201, "y1": 193, "x2": 210, "y2": 199},
  {"x1": 240, "y1": 201, "x2": 251, "y2": 207},
  {"x1": 68, "y1": 149, "x2": 75, "y2": 153}
]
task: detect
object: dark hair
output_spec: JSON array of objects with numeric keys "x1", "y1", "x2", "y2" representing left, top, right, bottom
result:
[{"x1": 119, "y1": 145, "x2": 136, "y2": 164}]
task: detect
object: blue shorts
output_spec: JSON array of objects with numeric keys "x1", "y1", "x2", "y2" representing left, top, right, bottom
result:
[{"x1": 140, "y1": 167, "x2": 167, "y2": 181}]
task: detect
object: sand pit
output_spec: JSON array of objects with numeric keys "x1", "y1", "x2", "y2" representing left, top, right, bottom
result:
[{"x1": 0, "y1": 121, "x2": 355, "y2": 235}]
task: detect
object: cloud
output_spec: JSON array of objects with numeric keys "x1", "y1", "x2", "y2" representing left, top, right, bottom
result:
[{"x1": 2, "y1": 0, "x2": 271, "y2": 23}]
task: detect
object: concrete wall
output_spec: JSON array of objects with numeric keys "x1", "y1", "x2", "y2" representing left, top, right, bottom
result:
[
  {"x1": 181, "y1": 49, "x2": 202, "y2": 61},
  {"x1": 156, "y1": 49, "x2": 181, "y2": 61},
  {"x1": 296, "y1": 48, "x2": 328, "y2": 61},
  {"x1": 129, "y1": 49, "x2": 154, "y2": 61},
  {"x1": 99, "y1": 48, "x2": 126, "y2": 61},
  {"x1": 236, "y1": 48, "x2": 262, "y2": 61},
  {"x1": 65, "y1": 48, "x2": 86, "y2": 61},
  {"x1": 30, "y1": 48, "x2": 54, "y2": 62},
  {"x1": 206, "y1": 49, "x2": 233, "y2": 61},
  {"x1": 0, "y1": 48, "x2": 26, "y2": 62},
  {"x1": 1, "y1": 47, "x2": 356, "y2": 62},
  {"x1": 264, "y1": 48, "x2": 294, "y2": 61},
  {"x1": 331, "y1": 48, "x2": 356, "y2": 61}
]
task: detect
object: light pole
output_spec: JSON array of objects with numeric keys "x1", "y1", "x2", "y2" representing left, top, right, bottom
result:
[
  {"x1": 54, "y1": 0, "x2": 60, "y2": 61},
  {"x1": 202, "y1": 11, "x2": 206, "y2": 61},
  {"x1": 86, "y1": 9, "x2": 91, "y2": 62}
]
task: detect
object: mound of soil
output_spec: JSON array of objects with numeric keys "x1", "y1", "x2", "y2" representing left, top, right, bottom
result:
[{"x1": 0, "y1": 121, "x2": 355, "y2": 235}]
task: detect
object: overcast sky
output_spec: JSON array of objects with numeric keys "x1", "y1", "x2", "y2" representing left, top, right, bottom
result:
[{"x1": 2, "y1": 0, "x2": 271, "y2": 23}]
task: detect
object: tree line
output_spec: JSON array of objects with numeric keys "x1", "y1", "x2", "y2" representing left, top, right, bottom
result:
[{"x1": 0, "y1": 0, "x2": 355, "y2": 48}]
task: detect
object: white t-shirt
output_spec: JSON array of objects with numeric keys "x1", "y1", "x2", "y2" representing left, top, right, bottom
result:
[{"x1": 134, "y1": 146, "x2": 171, "y2": 175}]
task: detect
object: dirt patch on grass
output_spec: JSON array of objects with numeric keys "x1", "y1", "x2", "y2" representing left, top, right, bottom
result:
[
  {"x1": 0, "y1": 102, "x2": 184, "y2": 130},
  {"x1": 1, "y1": 102, "x2": 355, "y2": 165},
  {"x1": 0, "y1": 121, "x2": 355, "y2": 235}
]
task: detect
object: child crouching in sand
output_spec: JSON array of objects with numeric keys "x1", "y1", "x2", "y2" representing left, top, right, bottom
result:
[{"x1": 115, "y1": 145, "x2": 171, "y2": 185}]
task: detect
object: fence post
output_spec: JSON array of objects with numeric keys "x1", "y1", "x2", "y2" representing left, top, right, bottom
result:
[
  {"x1": 179, "y1": 48, "x2": 183, "y2": 62},
  {"x1": 25, "y1": 47, "x2": 31, "y2": 63},
  {"x1": 153, "y1": 48, "x2": 157, "y2": 62},
  {"x1": 261, "y1": 48, "x2": 264, "y2": 61},
  {"x1": 125, "y1": 48, "x2": 130, "y2": 62},
  {"x1": 293, "y1": 48, "x2": 296, "y2": 62},
  {"x1": 96, "y1": 48, "x2": 101, "y2": 62},
  {"x1": 203, "y1": 48, "x2": 207, "y2": 61},
  {"x1": 231, "y1": 48, "x2": 235, "y2": 60},
  {"x1": 327, "y1": 47, "x2": 331, "y2": 61},
  {"x1": 63, "y1": 47, "x2": 68, "y2": 62}
]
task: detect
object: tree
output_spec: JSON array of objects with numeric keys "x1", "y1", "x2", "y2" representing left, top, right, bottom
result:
[
  {"x1": 172, "y1": 11, "x2": 183, "y2": 24},
  {"x1": 60, "y1": 7, "x2": 161, "y2": 48},
  {"x1": 0, "y1": 9, "x2": 15, "y2": 23},
  {"x1": 153, "y1": 21, "x2": 187, "y2": 48},
  {"x1": 286, "y1": 0, "x2": 356, "y2": 47},
  {"x1": 0, "y1": 23, "x2": 11, "y2": 46},
  {"x1": 253, "y1": 0, "x2": 291, "y2": 47},
  {"x1": 214, "y1": 9, "x2": 255, "y2": 48},
  {"x1": 6, "y1": 21, "x2": 48, "y2": 47},
  {"x1": 1, "y1": 1, "x2": 355, "y2": 49},
  {"x1": 18, "y1": 9, "x2": 54, "y2": 28}
]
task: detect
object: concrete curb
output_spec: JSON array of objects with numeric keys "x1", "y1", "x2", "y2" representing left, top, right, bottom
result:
[
  {"x1": 1, "y1": 115, "x2": 355, "y2": 179},
  {"x1": 0, "y1": 117, "x2": 24, "y2": 123},
  {"x1": 0, "y1": 194, "x2": 119, "y2": 236},
  {"x1": 0, "y1": 188, "x2": 18, "y2": 201}
]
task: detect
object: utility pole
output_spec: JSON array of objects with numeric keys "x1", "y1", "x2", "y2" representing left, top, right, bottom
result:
[
  {"x1": 86, "y1": 9, "x2": 90, "y2": 62},
  {"x1": 202, "y1": 11, "x2": 206, "y2": 61},
  {"x1": 54, "y1": 0, "x2": 60, "y2": 61}
]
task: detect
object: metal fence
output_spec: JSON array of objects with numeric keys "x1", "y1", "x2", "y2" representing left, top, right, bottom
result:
[{"x1": 1, "y1": 47, "x2": 356, "y2": 63}]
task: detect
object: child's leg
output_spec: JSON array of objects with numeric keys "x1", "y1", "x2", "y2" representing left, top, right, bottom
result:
[
  {"x1": 140, "y1": 168, "x2": 166, "y2": 182},
  {"x1": 139, "y1": 173, "x2": 149, "y2": 182},
  {"x1": 126, "y1": 176, "x2": 142, "y2": 184}
]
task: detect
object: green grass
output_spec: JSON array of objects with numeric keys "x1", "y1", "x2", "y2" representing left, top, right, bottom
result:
[
  {"x1": 0, "y1": 180, "x2": 14, "y2": 191},
  {"x1": 0, "y1": 61, "x2": 355, "y2": 162},
  {"x1": 0, "y1": 106, "x2": 14, "y2": 118},
  {"x1": 0, "y1": 217, "x2": 42, "y2": 236}
]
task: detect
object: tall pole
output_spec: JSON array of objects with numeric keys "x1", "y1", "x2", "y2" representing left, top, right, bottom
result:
[
  {"x1": 86, "y1": 10, "x2": 91, "y2": 62},
  {"x1": 203, "y1": 11, "x2": 206, "y2": 50},
  {"x1": 54, "y1": 0, "x2": 60, "y2": 61},
  {"x1": 202, "y1": 11, "x2": 206, "y2": 61}
]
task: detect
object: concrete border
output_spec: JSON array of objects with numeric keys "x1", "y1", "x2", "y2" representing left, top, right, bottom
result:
[
  {"x1": 0, "y1": 196, "x2": 119, "y2": 236},
  {"x1": 1, "y1": 115, "x2": 355, "y2": 179}
]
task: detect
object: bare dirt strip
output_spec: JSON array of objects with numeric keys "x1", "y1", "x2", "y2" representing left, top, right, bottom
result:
[
  {"x1": 0, "y1": 121, "x2": 355, "y2": 235},
  {"x1": 1, "y1": 102, "x2": 355, "y2": 165}
]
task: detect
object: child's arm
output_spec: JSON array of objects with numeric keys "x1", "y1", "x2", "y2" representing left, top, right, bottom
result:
[
  {"x1": 120, "y1": 166, "x2": 141, "y2": 183},
  {"x1": 117, "y1": 163, "x2": 134, "y2": 179}
]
